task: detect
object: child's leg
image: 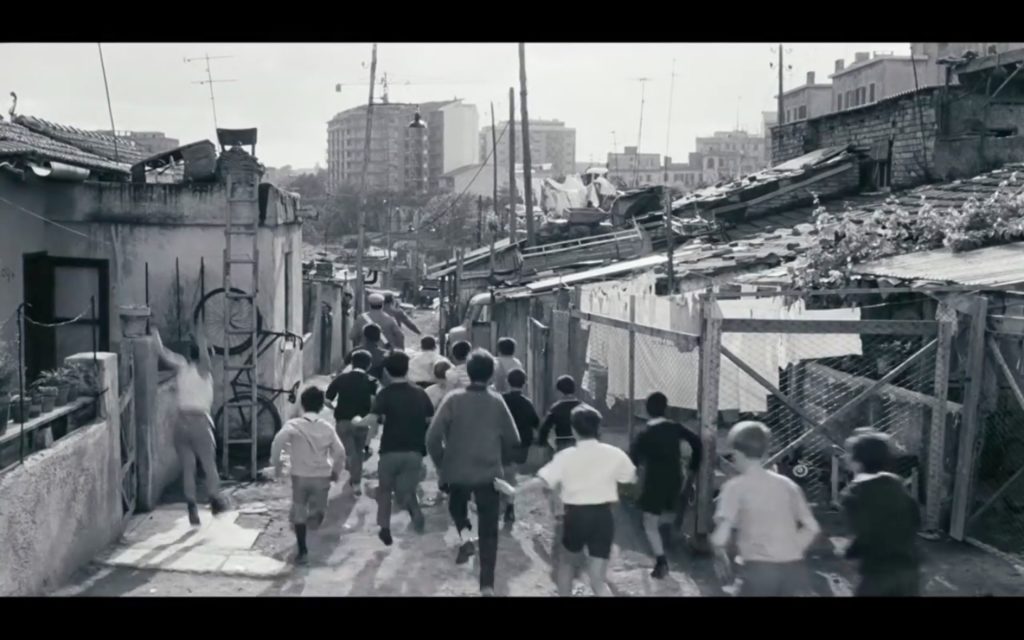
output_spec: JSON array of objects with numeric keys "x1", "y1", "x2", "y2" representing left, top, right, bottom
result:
[
  {"x1": 290, "y1": 477, "x2": 311, "y2": 559},
  {"x1": 555, "y1": 551, "x2": 579, "y2": 596},
  {"x1": 585, "y1": 557, "x2": 611, "y2": 596},
  {"x1": 642, "y1": 512, "x2": 665, "y2": 558}
]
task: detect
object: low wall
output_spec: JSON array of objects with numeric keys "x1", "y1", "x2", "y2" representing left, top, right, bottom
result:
[
  {"x1": 0, "y1": 353, "x2": 121, "y2": 596},
  {"x1": 151, "y1": 378, "x2": 182, "y2": 500}
]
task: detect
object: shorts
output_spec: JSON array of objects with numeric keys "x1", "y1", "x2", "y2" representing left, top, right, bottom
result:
[
  {"x1": 738, "y1": 561, "x2": 810, "y2": 597},
  {"x1": 562, "y1": 503, "x2": 615, "y2": 560},
  {"x1": 290, "y1": 475, "x2": 331, "y2": 528}
]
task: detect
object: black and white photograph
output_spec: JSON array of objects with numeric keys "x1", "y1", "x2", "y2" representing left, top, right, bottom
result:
[{"x1": 1, "y1": 40, "x2": 1024, "y2": 598}]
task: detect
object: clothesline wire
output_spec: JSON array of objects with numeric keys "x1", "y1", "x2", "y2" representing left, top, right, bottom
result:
[
  {"x1": 24, "y1": 303, "x2": 93, "y2": 328},
  {"x1": 0, "y1": 195, "x2": 113, "y2": 247}
]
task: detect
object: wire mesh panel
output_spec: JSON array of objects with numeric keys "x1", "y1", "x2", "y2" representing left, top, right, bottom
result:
[
  {"x1": 967, "y1": 335, "x2": 1024, "y2": 556},
  {"x1": 716, "y1": 327, "x2": 939, "y2": 507}
]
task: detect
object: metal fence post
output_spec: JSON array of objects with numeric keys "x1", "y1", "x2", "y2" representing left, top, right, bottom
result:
[
  {"x1": 925, "y1": 301, "x2": 955, "y2": 532},
  {"x1": 695, "y1": 290, "x2": 721, "y2": 545},
  {"x1": 627, "y1": 294, "x2": 637, "y2": 442}
]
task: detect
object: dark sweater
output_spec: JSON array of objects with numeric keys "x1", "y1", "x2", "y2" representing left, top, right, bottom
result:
[
  {"x1": 538, "y1": 398, "x2": 582, "y2": 446},
  {"x1": 426, "y1": 384, "x2": 521, "y2": 486},
  {"x1": 503, "y1": 390, "x2": 540, "y2": 452},
  {"x1": 325, "y1": 369, "x2": 378, "y2": 421},
  {"x1": 841, "y1": 472, "x2": 921, "y2": 575}
]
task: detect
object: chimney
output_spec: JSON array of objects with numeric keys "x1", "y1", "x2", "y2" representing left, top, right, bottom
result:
[
  {"x1": 835, "y1": 59, "x2": 845, "y2": 72},
  {"x1": 855, "y1": 51, "x2": 870, "y2": 63},
  {"x1": 806, "y1": 71, "x2": 816, "y2": 85}
]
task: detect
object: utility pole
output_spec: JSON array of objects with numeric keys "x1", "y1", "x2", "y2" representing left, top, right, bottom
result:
[
  {"x1": 777, "y1": 44, "x2": 784, "y2": 130},
  {"x1": 491, "y1": 102, "x2": 499, "y2": 236},
  {"x1": 508, "y1": 87, "x2": 517, "y2": 242},
  {"x1": 185, "y1": 53, "x2": 236, "y2": 132},
  {"x1": 519, "y1": 43, "x2": 535, "y2": 246},
  {"x1": 663, "y1": 60, "x2": 676, "y2": 293},
  {"x1": 355, "y1": 43, "x2": 378, "y2": 317},
  {"x1": 477, "y1": 195, "x2": 484, "y2": 245},
  {"x1": 633, "y1": 77, "x2": 652, "y2": 188}
]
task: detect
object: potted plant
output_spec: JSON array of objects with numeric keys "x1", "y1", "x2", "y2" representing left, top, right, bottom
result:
[
  {"x1": 63, "y1": 364, "x2": 82, "y2": 402},
  {"x1": 28, "y1": 393, "x2": 42, "y2": 419},
  {"x1": 36, "y1": 385, "x2": 58, "y2": 413},
  {"x1": 118, "y1": 304, "x2": 152, "y2": 338},
  {"x1": 9, "y1": 395, "x2": 24, "y2": 424},
  {"x1": 35, "y1": 369, "x2": 72, "y2": 407}
]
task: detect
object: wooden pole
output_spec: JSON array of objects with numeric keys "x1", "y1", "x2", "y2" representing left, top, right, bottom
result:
[
  {"x1": 477, "y1": 195, "x2": 484, "y2": 245},
  {"x1": 777, "y1": 44, "x2": 784, "y2": 131},
  {"x1": 664, "y1": 186, "x2": 675, "y2": 291},
  {"x1": 695, "y1": 291, "x2": 721, "y2": 546},
  {"x1": 508, "y1": 87, "x2": 517, "y2": 242},
  {"x1": 355, "y1": 43, "x2": 378, "y2": 317},
  {"x1": 950, "y1": 296, "x2": 988, "y2": 540},
  {"x1": 924, "y1": 302, "x2": 955, "y2": 531},
  {"x1": 490, "y1": 102, "x2": 499, "y2": 233},
  {"x1": 518, "y1": 43, "x2": 535, "y2": 246},
  {"x1": 628, "y1": 294, "x2": 637, "y2": 442}
]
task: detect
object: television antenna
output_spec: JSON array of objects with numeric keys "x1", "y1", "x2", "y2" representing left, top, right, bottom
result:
[{"x1": 185, "y1": 53, "x2": 236, "y2": 131}]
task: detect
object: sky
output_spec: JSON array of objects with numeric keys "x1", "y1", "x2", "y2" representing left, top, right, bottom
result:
[{"x1": 1, "y1": 42, "x2": 909, "y2": 170}]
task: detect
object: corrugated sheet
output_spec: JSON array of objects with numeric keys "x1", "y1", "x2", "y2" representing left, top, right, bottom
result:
[
  {"x1": 0, "y1": 121, "x2": 130, "y2": 174},
  {"x1": 853, "y1": 242, "x2": 1024, "y2": 286}
]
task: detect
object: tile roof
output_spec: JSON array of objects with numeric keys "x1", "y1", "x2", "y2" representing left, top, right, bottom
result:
[
  {"x1": 0, "y1": 119, "x2": 130, "y2": 174},
  {"x1": 13, "y1": 115, "x2": 147, "y2": 164}
]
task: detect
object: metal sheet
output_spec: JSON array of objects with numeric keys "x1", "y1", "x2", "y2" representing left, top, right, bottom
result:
[{"x1": 853, "y1": 242, "x2": 1024, "y2": 287}]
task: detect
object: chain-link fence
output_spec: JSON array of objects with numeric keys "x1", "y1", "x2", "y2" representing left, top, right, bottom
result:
[{"x1": 966, "y1": 334, "x2": 1024, "y2": 556}]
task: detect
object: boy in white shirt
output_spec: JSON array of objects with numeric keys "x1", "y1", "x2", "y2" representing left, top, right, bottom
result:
[
  {"x1": 270, "y1": 386, "x2": 346, "y2": 565},
  {"x1": 492, "y1": 337, "x2": 523, "y2": 394},
  {"x1": 497, "y1": 405, "x2": 636, "y2": 596}
]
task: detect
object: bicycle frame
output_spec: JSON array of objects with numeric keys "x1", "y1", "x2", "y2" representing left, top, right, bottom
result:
[{"x1": 226, "y1": 329, "x2": 305, "y2": 402}]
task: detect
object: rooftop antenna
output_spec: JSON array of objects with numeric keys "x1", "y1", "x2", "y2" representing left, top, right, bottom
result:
[
  {"x1": 632, "y1": 77, "x2": 653, "y2": 187},
  {"x1": 185, "y1": 53, "x2": 236, "y2": 132}
]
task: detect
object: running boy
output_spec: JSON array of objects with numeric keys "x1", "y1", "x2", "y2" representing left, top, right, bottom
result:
[
  {"x1": 425, "y1": 359, "x2": 454, "y2": 409},
  {"x1": 841, "y1": 430, "x2": 921, "y2": 597},
  {"x1": 711, "y1": 421, "x2": 820, "y2": 596},
  {"x1": 497, "y1": 405, "x2": 636, "y2": 596},
  {"x1": 325, "y1": 349, "x2": 378, "y2": 497},
  {"x1": 630, "y1": 392, "x2": 703, "y2": 579},
  {"x1": 500, "y1": 368, "x2": 540, "y2": 524},
  {"x1": 270, "y1": 386, "x2": 346, "y2": 565},
  {"x1": 537, "y1": 375, "x2": 583, "y2": 452},
  {"x1": 492, "y1": 337, "x2": 523, "y2": 394},
  {"x1": 445, "y1": 340, "x2": 473, "y2": 390},
  {"x1": 427, "y1": 349, "x2": 521, "y2": 597},
  {"x1": 409, "y1": 336, "x2": 442, "y2": 389},
  {"x1": 352, "y1": 351, "x2": 435, "y2": 546}
]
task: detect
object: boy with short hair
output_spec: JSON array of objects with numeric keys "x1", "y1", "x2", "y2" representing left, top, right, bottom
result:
[
  {"x1": 427, "y1": 349, "x2": 521, "y2": 597},
  {"x1": 493, "y1": 337, "x2": 523, "y2": 394},
  {"x1": 497, "y1": 405, "x2": 637, "y2": 596},
  {"x1": 270, "y1": 386, "x2": 346, "y2": 565},
  {"x1": 538, "y1": 375, "x2": 583, "y2": 452},
  {"x1": 500, "y1": 368, "x2": 540, "y2": 524},
  {"x1": 711, "y1": 421, "x2": 820, "y2": 596},
  {"x1": 445, "y1": 340, "x2": 473, "y2": 390},
  {"x1": 409, "y1": 336, "x2": 441, "y2": 389},
  {"x1": 352, "y1": 351, "x2": 435, "y2": 547},
  {"x1": 325, "y1": 349, "x2": 378, "y2": 497},
  {"x1": 425, "y1": 358, "x2": 454, "y2": 409},
  {"x1": 841, "y1": 430, "x2": 922, "y2": 597},
  {"x1": 630, "y1": 392, "x2": 703, "y2": 579}
]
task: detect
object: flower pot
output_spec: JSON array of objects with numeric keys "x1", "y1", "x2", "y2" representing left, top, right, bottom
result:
[
  {"x1": 10, "y1": 396, "x2": 24, "y2": 423},
  {"x1": 28, "y1": 399, "x2": 42, "y2": 419},
  {"x1": 67, "y1": 382, "x2": 80, "y2": 402},
  {"x1": 37, "y1": 386, "x2": 57, "y2": 413},
  {"x1": 119, "y1": 305, "x2": 151, "y2": 338},
  {"x1": 55, "y1": 383, "x2": 70, "y2": 407}
]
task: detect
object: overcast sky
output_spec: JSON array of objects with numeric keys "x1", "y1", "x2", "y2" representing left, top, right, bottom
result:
[{"x1": 1, "y1": 42, "x2": 908, "y2": 169}]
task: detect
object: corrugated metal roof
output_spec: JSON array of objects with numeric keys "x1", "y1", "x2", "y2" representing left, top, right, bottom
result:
[{"x1": 853, "y1": 242, "x2": 1024, "y2": 286}]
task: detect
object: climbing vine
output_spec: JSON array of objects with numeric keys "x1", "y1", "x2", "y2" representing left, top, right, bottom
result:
[{"x1": 790, "y1": 171, "x2": 1024, "y2": 290}]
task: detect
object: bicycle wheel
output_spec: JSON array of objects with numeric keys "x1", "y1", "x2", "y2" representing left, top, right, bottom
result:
[
  {"x1": 194, "y1": 287, "x2": 264, "y2": 356},
  {"x1": 213, "y1": 394, "x2": 283, "y2": 467}
]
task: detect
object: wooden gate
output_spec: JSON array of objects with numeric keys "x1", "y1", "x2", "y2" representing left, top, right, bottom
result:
[
  {"x1": 118, "y1": 343, "x2": 138, "y2": 523},
  {"x1": 695, "y1": 298, "x2": 957, "y2": 537}
]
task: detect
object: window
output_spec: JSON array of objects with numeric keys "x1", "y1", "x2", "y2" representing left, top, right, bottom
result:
[
  {"x1": 846, "y1": 90, "x2": 853, "y2": 108},
  {"x1": 706, "y1": 158, "x2": 714, "y2": 169},
  {"x1": 284, "y1": 250, "x2": 293, "y2": 332},
  {"x1": 858, "y1": 87, "x2": 866, "y2": 105},
  {"x1": 785, "y1": 109, "x2": 790, "y2": 123},
  {"x1": 837, "y1": 94, "x2": 843, "y2": 110},
  {"x1": 797, "y1": 105, "x2": 807, "y2": 120},
  {"x1": 869, "y1": 83, "x2": 876, "y2": 103}
]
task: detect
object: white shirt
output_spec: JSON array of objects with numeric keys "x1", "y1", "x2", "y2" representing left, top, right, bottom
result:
[
  {"x1": 408, "y1": 349, "x2": 442, "y2": 384},
  {"x1": 445, "y1": 363, "x2": 471, "y2": 390},
  {"x1": 425, "y1": 382, "x2": 450, "y2": 410},
  {"x1": 537, "y1": 439, "x2": 637, "y2": 505},
  {"x1": 177, "y1": 365, "x2": 213, "y2": 413}
]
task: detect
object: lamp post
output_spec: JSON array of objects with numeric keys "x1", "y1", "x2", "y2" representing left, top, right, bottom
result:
[{"x1": 407, "y1": 110, "x2": 427, "y2": 302}]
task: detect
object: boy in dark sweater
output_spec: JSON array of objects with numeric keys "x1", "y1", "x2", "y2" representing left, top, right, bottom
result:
[
  {"x1": 630, "y1": 392, "x2": 703, "y2": 579},
  {"x1": 841, "y1": 430, "x2": 922, "y2": 597},
  {"x1": 538, "y1": 375, "x2": 582, "y2": 452},
  {"x1": 501, "y1": 368, "x2": 540, "y2": 524},
  {"x1": 325, "y1": 349, "x2": 378, "y2": 497}
]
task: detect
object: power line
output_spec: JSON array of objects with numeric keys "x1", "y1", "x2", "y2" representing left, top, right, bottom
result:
[{"x1": 416, "y1": 121, "x2": 510, "y2": 233}]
